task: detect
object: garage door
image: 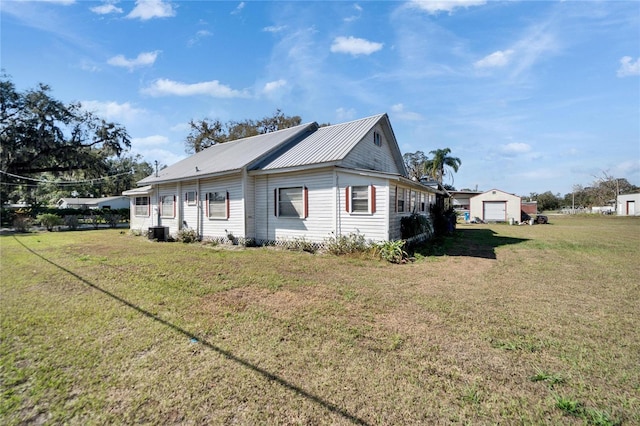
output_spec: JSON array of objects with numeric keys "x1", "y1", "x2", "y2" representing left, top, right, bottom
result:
[{"x1": 484, "y1": 201, "x2": 506, "y2": 221}]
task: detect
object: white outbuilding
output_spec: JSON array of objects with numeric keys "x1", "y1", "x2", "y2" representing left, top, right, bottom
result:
[
  {"x1": 469, "y1": 189, "x2": 522, "y2": 223},
  {"x1": 617, "y1": 193, "x2": 640, "y2": 216}
]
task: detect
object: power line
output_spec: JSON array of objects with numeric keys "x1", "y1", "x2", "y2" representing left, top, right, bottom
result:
[{"x1": 0, "y1": 170, "x2": 131, "y2": 185}]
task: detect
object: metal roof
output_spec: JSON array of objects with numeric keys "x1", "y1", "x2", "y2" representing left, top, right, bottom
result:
[
  {"x1": 138, "y1": 122, "x2": 317, "y2": 184},
  {"x1": 254, "y1": 114, "x2": 388, "y2": 171}
]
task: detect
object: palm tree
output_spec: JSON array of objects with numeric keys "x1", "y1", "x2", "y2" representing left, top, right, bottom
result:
[{"x1": 423, "y1": 148, "x2": 461, "y2": 185}]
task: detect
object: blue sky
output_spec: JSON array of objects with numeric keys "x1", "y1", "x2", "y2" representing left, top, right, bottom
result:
[{"x1": 2, "y1": 0, "x2": 639, "y2": 196}]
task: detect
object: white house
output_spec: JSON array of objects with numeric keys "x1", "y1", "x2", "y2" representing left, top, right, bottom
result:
[
  {"x1": 469, "y1": 189, "x2": 521, "y2": 223},
  {"x1": 57, "y1": 196, "x2": 130, "y2": 210},
  {"x1": 123, "y1": 114, "x2": 444, "y2": 244},
  {"x1": 617, "y1": 193, "x2": 640, "y2": 216}
]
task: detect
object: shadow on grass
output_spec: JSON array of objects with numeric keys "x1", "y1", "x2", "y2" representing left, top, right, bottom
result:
[
  {"x1": 13, "y1": 236, "x2": 370, "y2": 426},
  {"x1": 414, "y1": 228, "x2": 529, "y2": 260}
]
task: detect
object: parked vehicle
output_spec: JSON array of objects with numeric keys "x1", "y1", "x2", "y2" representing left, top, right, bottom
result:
[{"x1": 535, "y1": 215, "x2": 548, "y2": 224}]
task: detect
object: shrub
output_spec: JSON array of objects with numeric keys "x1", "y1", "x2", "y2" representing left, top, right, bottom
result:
[
  {"x1": 89, "y1": 210, "x2": 102, "y2": 229},
  {"x1": 12, "y1": 215, "x2": 32, "y2": 232},
  {"x1": 102, "y1": 212, "x2": 121, "y2": 228},
  {"x1": 63, "y1": 215, "x2": 80, "y2": 230},
  {"x1": 400, "y1": 214, "x2": 433, "y2": 239},
  {"x1": 282, "y1": 237, "x2": 318, "y2": 253},
  {"x1": 37, "y1": 213, "x2": 63, "y2": 231},
  {"x1": 176, "y1": 228, "x2": 200, "y2": 243},
  {"x1": 376, "y1": 240, "x2": 409, "y2": 264},
  {"x1": 325, "y1": 231, "x2": 370, "y2": 255}
]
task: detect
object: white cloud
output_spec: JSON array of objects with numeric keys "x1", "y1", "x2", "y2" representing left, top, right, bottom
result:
[
  {"x1": 474, "y1": 49, "x2": 514, "y2": 69},
  {"x1": 330, "y1": 36, "x2": 383, "y2": 56},
  {"x1": 408, "y1": 0, "x2": 486, "y2": 15},
  {"x1": 90, "y1": 2, "x2": 123, "y2": 15},
  {"x1": 501, "y1": 142, "x2": 531, "y2": 154},
  {"x1": 107, "y1": 50, "x2": 160, "y2": 71},
  {"x1": 188, "y1": 30, "x2": 212, "y2": 47},
  {"x1": 391, "y1": 103, "x2": 422, "y2": 121},
  {"x1": 80, "y1": 100, "x2": 146, "y2": 122},
  {"x1": 231, "y1": 2, "x2": 245, "y2": 15},
  {"x1": 142, "y1": 78, "x2": 250, "y2": 98},
  {"x1": 263, "y1": 79, "x2": 287, "y2": 94},
  {"x1": 335, "y1": 107, "x2": 357, "y2": 122},
  {"x1": 126, "y1": 0, "x2": 175, "y2": 21},
  {"x1": 617, "y1": 56, "x2": 640, "y2": 77},
  {"x1": 263, "y1": 25, "x2": 286, "y2": 33},
  {"x1": 344, "y1": 3, "x2": 363, "y2": 22}
]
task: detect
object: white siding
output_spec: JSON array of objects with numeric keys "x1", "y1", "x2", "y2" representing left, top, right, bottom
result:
[
  {"x1": 181, "y1": 182, "x2": 199, "y2": 231},
  {"x1": 157, "y1": 184, "x2": 179, "y2": 235},
  {"x1": 336, "y1": 171, "x2": 389, "y2": 242},
  {"x1": 199, "y1": 174, "x2": 245, "y2": 239},
  {"x1": 388, "y1": 184, "x2": 433, "y2": 240},
  {"x1": 254, "y1": 169, "x2": 336, "y2": 243},
  {"x1": 617, "y1": 193, "x2": 640, "y2": 216},
  {"x1": 342, "y1": 124, "x2": 401, "y2": 174},
  {"x1": 129, "y1": 196, "x2": 153, "y2": 232}
]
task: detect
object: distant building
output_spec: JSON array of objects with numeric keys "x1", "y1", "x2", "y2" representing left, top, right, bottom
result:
[
  {"x1": 56, "y1": 196, "x2": 130, "y2": 210},
  {"x1": 617, "y1": 193, "x2": 640, "y2": 216},
  {"x1": 469, "y1": 189, "x2": 521, "y2": 223}
]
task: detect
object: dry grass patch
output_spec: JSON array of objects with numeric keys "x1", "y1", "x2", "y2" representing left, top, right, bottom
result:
[{"x1": 1, "y1": 215, "x2": 638, "y2": 424}]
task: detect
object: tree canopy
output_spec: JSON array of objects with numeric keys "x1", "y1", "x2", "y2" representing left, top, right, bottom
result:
[
  {"x1": 0, "y1": 75, "x2": 137, "y2": 205},
  {"x1": 185, "y1": 109, "x2": 302, "y2": 153},
  {"x1": 403, "y1": 148, "x2": 461, "y2": 185}
]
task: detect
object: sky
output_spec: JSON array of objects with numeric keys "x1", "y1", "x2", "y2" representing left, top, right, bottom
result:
[{"x1": 1, "y1": 0, "x2": 639, "y2": 197}]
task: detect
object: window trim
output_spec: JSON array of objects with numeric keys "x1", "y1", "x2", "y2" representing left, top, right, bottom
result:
[
  {"x1": 274, "y1": 186, "x2": 308, "y2": 219},
  {"x1": 206, "y1": 191, "x2": 229, "y2": 220},
  {"x1": 373, "y1": 131, "x2": 382, "y2": 147},
  {"x1": 134, "y1": 196, "x2": 150, "y2": 217},
  {"x1": 185, "y1": 190, "x2": 197, "y2": 206},
  {"x1": 160, "y1": 194, "x2": 175, "y2": 218},
  {"x1": 346, "y1": 185, "x2": 376, "y2": 215},
  {"x1": 397, "y1": 187, "x2": 405, "y2": 213}
]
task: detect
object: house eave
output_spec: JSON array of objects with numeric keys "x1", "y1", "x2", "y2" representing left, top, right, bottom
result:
[{"x1": 138, "y1": 169, "x2": 243, "y2": 186}]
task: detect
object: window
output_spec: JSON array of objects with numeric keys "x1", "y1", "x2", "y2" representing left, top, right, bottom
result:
[
  {"x1": 276, "y1": 187, "x2": 307, "y2": 218},
  {"x1": 411, "y1": 190, "x2": 417, "y2": 213},
  {"x1": 134, "y1": 196, "x2": 149, "y2": 217},
  {"x1": 207, "y1": 191, "x2": 229, "y2": 219},
  {"x1": 160, "y1": 195, "x2": 175, "y2": 218},
  {"x1": 397, "y1": 187, "x2": 405, "y2": 213},
  {"x1": 185, "y1": 190, "x2": 197, "y2": 205},
  {"x1": 346, "y1": 185, "x2": 376, "y2": 214},
  {"x1": 420, "y1": 193, "x2": 426, "y2": 212},
  {"x1": 373, "y1": 131, "x2": 382, "y2": 147}
]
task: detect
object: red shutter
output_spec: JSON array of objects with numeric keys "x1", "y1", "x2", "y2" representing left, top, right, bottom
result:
[
  {"x1": 303, "y1": 186, "x2": 309, "y2": 218},
  {"x1": 371, "y1": 185, "x2": 376, "y2": 214},
  {"x1": 274, "y1": 188, "x2": 278, "y2": 216},
  {"x1": 345, "y1": 186, "x2": 350, "y2": 212},
  {"x1": 226, "y1": 191, "x2": 230, "y2": 219},
  {"x1": 205, "y1": 193, "x2": 209, "y2": 217}
]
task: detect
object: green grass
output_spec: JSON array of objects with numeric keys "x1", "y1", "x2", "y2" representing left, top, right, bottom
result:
[{"x1": 1, "y1": 215, "x2": 638, "y2": 424}]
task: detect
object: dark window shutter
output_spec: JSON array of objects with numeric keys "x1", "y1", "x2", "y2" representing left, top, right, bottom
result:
[
  {"x1": 205, "y1": 193, "x2": 209, "y2": 217},
  {"x1": 371, "y1": 185, "x2": 376, "y2": 214},
  {"x1": 304, "y1": 186, "x2": 309, "y2": 218},
  {"x1": 274, "y1": 188, "x2": 278, "y2": 216},
  {"x1": 226, "y1": 191, "x2": 230, "y2": 219},
  {"x1": 345, "y1": 186, "x2": 350, "y2": 212}
]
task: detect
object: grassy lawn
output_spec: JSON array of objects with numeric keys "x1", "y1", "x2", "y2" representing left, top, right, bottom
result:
[{"x1": 1, "y1": 215, "x2": 638, "y2": 425}]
